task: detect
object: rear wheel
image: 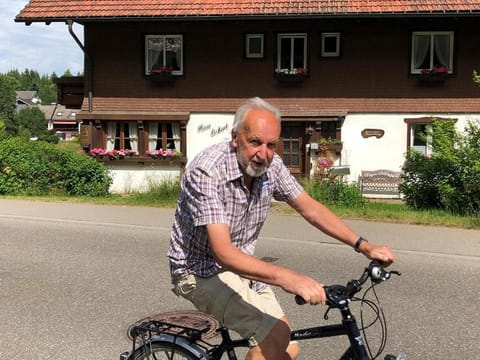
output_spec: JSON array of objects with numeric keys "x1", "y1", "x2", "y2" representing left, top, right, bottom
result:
[{"x1": 132, "y1": 341, "x2": 201, "y2": 360}]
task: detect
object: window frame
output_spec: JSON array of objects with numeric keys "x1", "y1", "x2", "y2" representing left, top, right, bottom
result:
[
  {"x1": 245, "y1": 33, "x2": 264, "y2": 59},
  {"x1": 145, "y1": 34, "x2": 184, "y2": 76},
  {"x1": 106, "y1": 121, "x2": 138, "y2": 152},
  {"x1": 100, "y1": 120, "x2": 186, "y2": 157},
  {"x1": 146, "y1": 122, "x2": 181, "y2": 153},
  {"x1": 404, "y1": 117, "x2": 457, "y2": 156},
  {"x1": 276, "y1": 33, "x2": 308, "y2": 71},
  {"x1": 410, "y1": 31, "x2": 454, "y2": 74},
  {"x1": 279, "y1": 122, "x2": 304, "y2": 176},
  {"x1": 321, "y1": 32, "x2": 340, "y2": 57}
]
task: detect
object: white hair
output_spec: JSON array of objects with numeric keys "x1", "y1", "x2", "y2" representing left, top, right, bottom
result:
[{"x1": 232, "y1": 97, "x2": 281, "y2": 132}]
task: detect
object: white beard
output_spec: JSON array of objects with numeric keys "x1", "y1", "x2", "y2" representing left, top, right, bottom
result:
[{"x1": 237, "y1": 151, "x2": 267, "y2": 178}]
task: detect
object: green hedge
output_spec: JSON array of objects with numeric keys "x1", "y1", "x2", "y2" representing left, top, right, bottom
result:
[
  {"x1": 0, "y1": 137, "x2": 112, "y2": 196},
  {"x1": 400, "y1": 119, "x2": 480, "y2": 215},
  {"x1": 302, "y1": 178, "x2": 367, "y2": 208}
]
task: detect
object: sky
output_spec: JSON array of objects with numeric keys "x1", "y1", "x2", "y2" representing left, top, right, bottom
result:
[{"x1": 0, "y1": 0, "x2": 84, "y2": 76}]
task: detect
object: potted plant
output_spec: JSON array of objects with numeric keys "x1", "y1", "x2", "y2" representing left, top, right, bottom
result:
[
  {"x1": 317, "y1": 138, "x2": 343, "y2": 153},
  {"x1": 90, "y1": 148, "x2": 137, "y2": 160},
  {"x1": 150, "y1": 65, "x2": 175, "y2": 82},
  {"x1": 146, "y1": 149, "x2": 183, "y2": 160},
  {"x1": 274, "y1": 67, "x2": 308, "y2": 82},
  {"x1": 418, "y1": 66, "x2": 450, "y2": 83}
]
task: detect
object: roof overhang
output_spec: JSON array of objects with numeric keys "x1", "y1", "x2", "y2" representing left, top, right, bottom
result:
[{"x1": 15, "y1": 10, "x2": 480, "y2": 25}]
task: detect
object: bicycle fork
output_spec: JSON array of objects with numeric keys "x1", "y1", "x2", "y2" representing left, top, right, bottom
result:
[{"x1": 340, "y1": 306, "x2": 369, "y2": 360}]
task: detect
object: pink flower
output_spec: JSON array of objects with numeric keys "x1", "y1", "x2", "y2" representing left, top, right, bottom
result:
[{"x1": 320, "y1": 159, "x2": 331, "y2": 168}]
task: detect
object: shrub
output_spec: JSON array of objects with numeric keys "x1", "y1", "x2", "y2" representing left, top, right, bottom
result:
[
  {"x1": 0, "y1": 137, "x2": 112, "y2": 196},
  {"x1": 302, "y1": 178, "x2": 367, "y2": 208},
  {"x1": 400, "y1": 119, "x2": 480, "y2": 215},
  {"x1": 129, "y1": 178, "x2": 181, "y2": 206}
]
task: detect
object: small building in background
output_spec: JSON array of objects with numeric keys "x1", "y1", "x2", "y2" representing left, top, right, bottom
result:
[{"x1": 15, "y1": 91, "x2": 80, "y2": 141}]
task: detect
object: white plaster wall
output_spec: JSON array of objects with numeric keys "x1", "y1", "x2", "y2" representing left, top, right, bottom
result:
[
  {"x1": 341, "y1": 113, "x2": 478, "y2": 184},
  {"x1": 107, "y1": 164, "x2": 182, "y2": 193},
  {"x1": 105, "y1": 112, "x2": 479, "y2": 194},
  {"x1": 187, "y1": 113, "x2": 234, "y2": 164}
]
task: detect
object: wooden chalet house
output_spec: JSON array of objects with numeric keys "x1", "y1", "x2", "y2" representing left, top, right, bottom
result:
[{"x1": 15, "y1": 1, "x2": 480, "y2": 193}]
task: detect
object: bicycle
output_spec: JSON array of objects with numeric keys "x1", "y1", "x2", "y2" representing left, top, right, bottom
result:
[{"x1": 120, "y1": 261, "x2": 405, "y2": 360}]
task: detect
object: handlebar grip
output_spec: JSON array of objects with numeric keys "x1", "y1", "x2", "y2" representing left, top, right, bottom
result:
[{"x1": 295, "y1": 295, "x2": 306, "y2": 305}]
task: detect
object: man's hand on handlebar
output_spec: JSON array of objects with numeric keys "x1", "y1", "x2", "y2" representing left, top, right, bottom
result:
[
  {"x1": 358, "y1": 242, "x2": 395, "y2": 267},
  {"x1": 281, "y1": 271, "x2": 327, "y2": 305}
]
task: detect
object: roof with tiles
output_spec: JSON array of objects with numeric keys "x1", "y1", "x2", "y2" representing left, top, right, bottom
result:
[
  {"x1": 75, "y1": 97, "x2": 480, "y2": 117},
  {"x1": 15, "y1": 1, "x2": 480, "y2": 23}
]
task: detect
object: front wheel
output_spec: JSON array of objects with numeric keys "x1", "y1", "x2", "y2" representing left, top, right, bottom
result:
[{"x1": 131, "y1": 341, "x2": 202, "y2": 360}]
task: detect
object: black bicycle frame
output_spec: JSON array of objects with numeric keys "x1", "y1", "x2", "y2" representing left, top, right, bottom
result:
[
  {"x1": 208, "y1": 327, "x2": 249, "y2": 360},
  {"x1": 209, "y1": 303, "x2": 369, "y2": 360},
  {"x1": 290, "y1": 304, "x2": 369, "y2": 360}
]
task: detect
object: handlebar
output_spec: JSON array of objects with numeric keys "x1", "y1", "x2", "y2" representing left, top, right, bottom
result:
[{"x1": 295, "y1": 261, "x2": 401, "y2": 306}]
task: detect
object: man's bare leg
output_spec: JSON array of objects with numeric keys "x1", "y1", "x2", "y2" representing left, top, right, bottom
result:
[{"x1": 245, "y1": 316, "x2": 298, "y2": 360}]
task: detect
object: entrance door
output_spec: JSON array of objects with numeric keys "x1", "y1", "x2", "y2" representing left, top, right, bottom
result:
[{"x1": 279, "y1": 123, "x2": 304, "y2": 179}]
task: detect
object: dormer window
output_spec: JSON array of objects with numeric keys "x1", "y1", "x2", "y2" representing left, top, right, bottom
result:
[
  {"x1": 145, "y1": 35, "x2": 183, "y2": 76},
  {"x1": 276, "y1": 33, "x2": 307, "y2": 72},
  {"x1": 411, "y1": 31, "x2": 454, "y2": 74}
]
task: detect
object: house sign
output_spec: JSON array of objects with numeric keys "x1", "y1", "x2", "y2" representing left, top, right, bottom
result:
[
  {"x1": 361, "y1": 128, "x2": 385, "y2": 139},
  {"x1": 197, "y1": 123, "x2": 229, "y2": 137},
  {"x1": 187, "y1": 115, "x2": 234, "y2": 163}
]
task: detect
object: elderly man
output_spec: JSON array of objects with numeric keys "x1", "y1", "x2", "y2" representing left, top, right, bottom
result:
[{"x1": 168, "y1": 97, "x2": 394, "y2": 360}]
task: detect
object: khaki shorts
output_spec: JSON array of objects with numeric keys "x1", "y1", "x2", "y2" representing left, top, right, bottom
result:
[{"x1": 173, "y1": 271, "x2": 285, "y2": 346}]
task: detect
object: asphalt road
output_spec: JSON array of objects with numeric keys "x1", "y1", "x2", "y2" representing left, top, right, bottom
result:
[{"x1": 0, "y1": 199, "x2": 479, "y2": 359}]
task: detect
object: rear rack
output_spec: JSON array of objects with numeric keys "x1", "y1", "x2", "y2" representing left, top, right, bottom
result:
[
  {"x1": 126, "y1": 310, "x2": 223, "y2": 354},
  {"x1": 131, "y1": 320, "x2": 208, "y2": 343}
]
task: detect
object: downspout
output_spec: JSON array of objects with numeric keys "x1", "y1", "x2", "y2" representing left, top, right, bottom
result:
[{"x1": 67, "y1": 20, "x2": 93, "y2": 112}]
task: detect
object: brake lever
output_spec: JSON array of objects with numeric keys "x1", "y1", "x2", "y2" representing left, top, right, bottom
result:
[
  {"x1": 323, "y1": 306, "x2": 332, "y2": 320},
  {"x1": 370, "y1": 262, "x2": 401, "y2": 283}
]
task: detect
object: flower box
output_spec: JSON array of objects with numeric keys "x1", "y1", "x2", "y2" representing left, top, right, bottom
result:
[
  {"x1": 418, "y1": 72, "x2": 449, "y2": 83},
  {"x1": 418, "y1": 66, "x2": 450, "y2": 84},
  {"x1": 274, "y1": 72, "x2": 307, "y2": 83},
  {"x1": 274, "y1": 68, "x2": 308, "y2": 83},
  {"x1": 317, "y1": 143, "x2": 343, "y2": 154},
  {"x1": 150, "y1": 72, "x2": 176, "y2": 82},
  {"x1": 89, "y1": 148, "x2": 138, "y2": 160},
  {"x1": 149, "y1": 65, "x2": 177, "y2": 82}
]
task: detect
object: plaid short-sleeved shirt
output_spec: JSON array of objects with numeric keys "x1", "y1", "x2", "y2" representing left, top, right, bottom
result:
[{"x1": 168, "y1": 141, "x2": 303, "y2": 283}]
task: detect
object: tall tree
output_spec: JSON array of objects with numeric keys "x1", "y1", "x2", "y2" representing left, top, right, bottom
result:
[
  {"x1": 0, "y1": 74, "x2": 17, "y2": 135},
  {"x1": 15, "y1": 106, "x2": 48, "y2": 139}
]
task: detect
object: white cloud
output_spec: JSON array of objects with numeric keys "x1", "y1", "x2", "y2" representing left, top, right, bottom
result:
[{"x1": 0, "y1": 0, "x2": 84, "y2": 76}]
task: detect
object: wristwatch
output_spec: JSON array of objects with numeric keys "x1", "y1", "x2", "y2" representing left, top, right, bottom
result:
[{"x1": 354, "y1": 236, "x2": 368, "y2": 253}]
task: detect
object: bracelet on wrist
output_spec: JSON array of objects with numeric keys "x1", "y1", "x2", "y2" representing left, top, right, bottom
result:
[{"x1": 354, "y1": 236, "x2": 368, "y2": 253}]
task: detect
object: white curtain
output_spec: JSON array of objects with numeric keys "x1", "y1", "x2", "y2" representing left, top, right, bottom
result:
[
  {"x1": 106, "y1": 122, "x2": 116, "y2": 150},
  {"x1": 413, "y1": 34, "x2": 431, "y2": 70},
  {"x1": 129, "y1": 122, "x2": 138, "y2": 152},
  {"x1": 434, "y1": 34, "x2": 450, "y2": 68},
  {"x1": 172, "y1": 123, "x2": 180, "y2": 150},
  {"x1": 148, "y1": 37, "x2": 164, "y2": 72},
  {"x1": 149, "y1": 122, "x2": 159, "y2": 150}
]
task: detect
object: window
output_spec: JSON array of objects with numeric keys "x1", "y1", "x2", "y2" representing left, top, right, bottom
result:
[
  {"x1": 321, "y1": 33, "x2": 340, "y2": 57},
  {"x1": 411, "y1": 31, "x2": 454, "y2": 74},
  {"x1": 410, "y1": 123, "x2": 432, "y2": 156},
  {"x1": 245, "y1": 34, "x2": 264, "y2": 58},
  {"x1": 145, "y1": 35, "x2": 183, "y2": 75},
  {"x1": 148, "y1": 122, "x2": 181, "y2": 152},
  {"x1": 281, "y1": 124, "x2": 303, "y2": 175},
  {"x1": 100, "y1": 121, "x2": 184, "y2": 156},
  {"x1": 404, "y1": 117, "x2": 457, "y2": 156},
  {"x1": 320, "y1": 121, "x2": 338, "y2": 140},
  {"x1": 107, "y1": 122, "x2": 138, "y2": 152},
  {"x1": 276, "y1": 33, "x2": 307, "y2": 71}
]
